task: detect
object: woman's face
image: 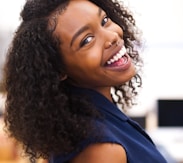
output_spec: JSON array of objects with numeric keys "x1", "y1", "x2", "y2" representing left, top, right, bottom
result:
[{"x1": 54, "y1": 0, "x2": 135, "y2": 95}]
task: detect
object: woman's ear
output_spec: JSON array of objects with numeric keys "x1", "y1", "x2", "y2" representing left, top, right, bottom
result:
[{"x1": 60, "y1": 74, "x2": 68, "y2": 81}]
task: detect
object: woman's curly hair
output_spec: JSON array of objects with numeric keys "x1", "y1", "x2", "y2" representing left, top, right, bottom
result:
[{"x1": 3, "y1": 0, "x2": 143, "y2": 162}]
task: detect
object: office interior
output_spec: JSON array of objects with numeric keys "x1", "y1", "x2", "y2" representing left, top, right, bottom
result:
[{"x1": 0, "y1": 0, "x2": 183, "y2": 162}]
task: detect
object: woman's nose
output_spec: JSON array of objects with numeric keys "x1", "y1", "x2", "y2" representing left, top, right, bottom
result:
[{"x1": 104, "y1": 32, "x2": 118, "y2": 49}]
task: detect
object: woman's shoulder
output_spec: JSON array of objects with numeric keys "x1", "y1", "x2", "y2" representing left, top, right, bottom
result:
[
  {"x1": 70, "y1": 142, "x2": 127, "y2": 163},
  {"x1": 50, "y1": 119, "x2": 123, "y2": 163}
]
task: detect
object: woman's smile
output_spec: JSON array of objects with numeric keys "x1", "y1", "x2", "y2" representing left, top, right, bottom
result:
[
  {"x1": 104, "y1": 43, "x2": 132, "y2": 72},
  {"x1": 106, "y1": 46, "x2": 127, "y2": 66}
]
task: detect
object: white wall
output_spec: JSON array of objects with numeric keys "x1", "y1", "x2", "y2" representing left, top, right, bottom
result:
[
  {"x1": 124, "y1": 0, "x2": 183, "y2": 117},
  {"x1": 0, "y1": 0, "x2": 26, "y2": 81}
]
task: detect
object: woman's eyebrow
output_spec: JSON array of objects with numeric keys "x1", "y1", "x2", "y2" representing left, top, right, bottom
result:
[
  {"x1": 98, "y1": 7, "x2": 102, "y2": 17},
  {"x1": 70, "y1": 7, "x2": 102, "y2": 47}
]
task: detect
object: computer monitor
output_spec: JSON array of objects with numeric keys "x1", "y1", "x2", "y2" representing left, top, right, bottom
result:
[{"x1": 157, "y1": 99, "x2": 183, "y2": 127}]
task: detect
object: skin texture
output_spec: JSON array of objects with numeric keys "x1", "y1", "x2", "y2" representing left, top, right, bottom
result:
[
  {"x1": 55, "y1": 0, "x2": 135, "y2": 101},
  {"x1": 3, "y1": 0, "x2": 142, "y2": 162},
  {"x1": 71, "y1": 143, "x2": 127, "y2": 163}
]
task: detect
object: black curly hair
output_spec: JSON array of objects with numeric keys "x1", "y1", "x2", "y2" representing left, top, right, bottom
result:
[{"x1": 3, "y1": 0, "x2": 143, "y2": 162}]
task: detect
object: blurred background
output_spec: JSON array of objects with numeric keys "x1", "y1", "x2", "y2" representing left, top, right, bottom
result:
[{"x1": 0, "y1": 0, "x2": 183, "y2": 162}]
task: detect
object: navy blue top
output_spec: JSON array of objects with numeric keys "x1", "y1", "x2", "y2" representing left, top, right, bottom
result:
[{"x1": 50, "y1": 87, "x2": 167, "y2": 163}]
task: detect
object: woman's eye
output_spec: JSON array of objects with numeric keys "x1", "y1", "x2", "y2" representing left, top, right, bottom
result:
[
  {"x1": 80, "y1": 36, "x2": 93, "y2": 47},
  {"x1": 101, "y1": 16, "x2": 109, "y2": 26}
]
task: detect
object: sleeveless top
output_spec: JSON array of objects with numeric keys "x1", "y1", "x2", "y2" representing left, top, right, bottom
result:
[{"x1": 50, "y1": 87, "x2": 167, "y2": 163}]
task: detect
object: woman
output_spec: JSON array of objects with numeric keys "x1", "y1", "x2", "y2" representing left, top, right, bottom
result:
[{"x1": 3, "y1": 0, "x2": 167, "y2": 163}]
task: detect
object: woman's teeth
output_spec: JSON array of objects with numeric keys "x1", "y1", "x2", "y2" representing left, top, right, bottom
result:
[{"x1": 106, "y1": 46, "x2": 127, "y2": 65}]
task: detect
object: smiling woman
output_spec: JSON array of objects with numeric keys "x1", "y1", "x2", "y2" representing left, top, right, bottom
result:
[
  {"x1": 54, "y1": 1, "x2": 135, "y2": 96},
  {"x1": 3, "y1": 0, "x2": 167, "y2": 163}
]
